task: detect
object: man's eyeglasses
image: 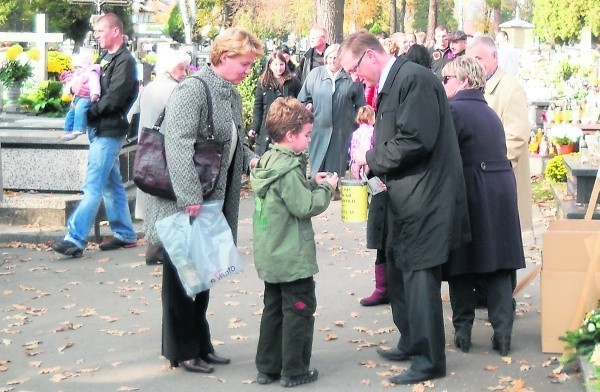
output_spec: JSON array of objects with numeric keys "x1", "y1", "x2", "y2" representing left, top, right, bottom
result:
[
  {"x1": 347, "y1": 50, "x2": 367, "y2": 74},
  {"x1": 442, "y1": 75, "x2": 456, "y2": 85}
]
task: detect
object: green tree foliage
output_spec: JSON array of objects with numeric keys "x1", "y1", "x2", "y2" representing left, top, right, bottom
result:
[
  {"x1": 236, "y1": 60, "x2": 261, "y2": 132},
  {"x1": 500, "y1": 0, "x2": 534, "y2": 23},
  {"x1": 0, "y1": 0, "x2": 35, "y2": 31},
  {"x1": 533, "y1": 0, "x2": 599, "y2": 44},
  {"x1": 412, "y1": 0, "x2": 456, "y2": 32},
  {"x1": 167, "y1": 4, "x2": 186, "y2": 43}
]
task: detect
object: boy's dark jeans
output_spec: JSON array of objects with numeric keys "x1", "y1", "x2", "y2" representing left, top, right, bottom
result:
[{"x1": 256, "y1": 277, "x2": 316, "y2": 377}]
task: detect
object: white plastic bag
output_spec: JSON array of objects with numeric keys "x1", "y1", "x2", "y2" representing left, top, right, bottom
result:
[{"x1": 155, "y1": 200, "x2": 242, "y2": 298}]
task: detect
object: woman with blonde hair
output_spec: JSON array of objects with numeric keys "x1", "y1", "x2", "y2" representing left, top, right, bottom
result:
[
  {"x1": 144, "y1": 27, "x2": 263, "y2": 373},
  {"x1": 441, "y1": 56, "x2": 525, "y2": 356},
  {"x1": 249, "y1": 50, "x2": 302, "y2": 155}
]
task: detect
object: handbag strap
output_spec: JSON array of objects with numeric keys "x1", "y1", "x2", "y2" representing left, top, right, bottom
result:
[
  {"x1": 189, "y1": 76, "x2": 215, "y2": 140},
  {"x1": 150, "y1": 76, "x2": 215, "y2": 139}
]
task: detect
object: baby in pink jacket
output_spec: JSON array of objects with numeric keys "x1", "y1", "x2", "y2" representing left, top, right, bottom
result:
[{"x1": 63, "y1": 52, "x2": 101, "y2": 141}]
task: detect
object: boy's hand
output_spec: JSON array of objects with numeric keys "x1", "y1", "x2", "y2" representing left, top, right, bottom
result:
[
  {"x1": 314, "y1": 172, "x2": 329, "y2": 184},
  {"x1": 91, "y1": 94, "x2": 100, "y2": 102},
  {"x1": 325, "y1": 172, "x2": 339, "y2": 189},
  {"x1": 315, "y1": 172, "x2": 338, "y2": 189}
]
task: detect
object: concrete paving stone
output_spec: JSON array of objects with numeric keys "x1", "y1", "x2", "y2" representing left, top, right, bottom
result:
[{"x1": 0, "y1": 193, "x2": 587, "y2": 391}]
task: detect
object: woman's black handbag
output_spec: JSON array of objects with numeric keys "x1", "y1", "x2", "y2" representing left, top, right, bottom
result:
[{"x1": 133, "y1": 76, "x2": 222, "y2": 201}]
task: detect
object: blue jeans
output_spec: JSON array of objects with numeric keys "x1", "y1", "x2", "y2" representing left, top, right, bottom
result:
[
  {"x1": 64, "y1": 96, "x2": 91, "y2": 134},
  {"x1": 65, "y1": 128, "x2": 137, "y2": 249}
]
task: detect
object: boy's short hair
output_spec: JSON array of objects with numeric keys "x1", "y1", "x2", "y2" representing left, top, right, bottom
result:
[{"x1": 266, "y1": 97, "x2": 314, "y2": 142}]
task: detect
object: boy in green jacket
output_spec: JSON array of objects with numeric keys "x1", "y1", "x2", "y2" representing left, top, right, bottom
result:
[{"x1": 250, "y1": 97, "x2": 339, "y2": 387}]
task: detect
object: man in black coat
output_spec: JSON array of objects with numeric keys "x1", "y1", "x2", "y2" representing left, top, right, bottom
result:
[
  {"x1": 298, "y1": 26, "x2": 328, "y2": 84},
  {"x1": 339, "y1": 31, "x2": 470, "y2": 385}
]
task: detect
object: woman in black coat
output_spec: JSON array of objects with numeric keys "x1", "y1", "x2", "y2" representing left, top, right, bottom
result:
[
  {"x1": 249, "y1": 50, "x2": 301, "y2": 155},
  {"x1": 442, "y1": 57, "x2": 525, "y2": 356}
]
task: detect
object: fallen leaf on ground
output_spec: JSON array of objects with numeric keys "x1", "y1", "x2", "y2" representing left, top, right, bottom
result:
[
  {"x1": 485, "y1": 365, "x2": 499, "y2": 371},
  {"x1": 6, "y1": 379, "x2": 29, "y2": 386},
  {"x1": 324, "y1": 334, "x2": 337, "y2": 341},
  {"x1": 39, "y1": 367, "x2": 61, "y2": 374},
  {"x1": 58, "y1": 342, "x2": 74, "y2": 353},
  {"x1": 77, "y1": 308, "x2": 97, "y2": 317},
  {"x1": 361, "y1": 360, "x2": 377, "y2": 368}
]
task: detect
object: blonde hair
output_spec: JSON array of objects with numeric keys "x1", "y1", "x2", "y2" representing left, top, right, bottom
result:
[
  {"x1": 356, "y1": 105, "x2": 375, "y2": 124},
  {"x1": 442, "y1": 56, "x2": 486, "y2": 91},
  {"x1": 210, "y1": 27, "x2": 264, "y2": 66},
  {"x1": 381, "y1": 38, "x2": 399, "y2": 56}
]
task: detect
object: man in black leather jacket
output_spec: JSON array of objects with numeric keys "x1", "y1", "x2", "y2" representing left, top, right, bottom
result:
[{"x1": 53, "y1": 13, "x2": 139, "y2": 258}]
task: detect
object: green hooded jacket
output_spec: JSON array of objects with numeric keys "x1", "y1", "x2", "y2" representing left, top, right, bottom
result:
[{"x1": 250, "y1": 145, "x2": 333, "y2": 283}]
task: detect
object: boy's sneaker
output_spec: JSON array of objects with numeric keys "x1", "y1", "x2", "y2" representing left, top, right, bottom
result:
[
  {"x1": 52, "y1": 240, "x2": 83, "y2": 258},
  {"x1": 280, "y1": 369, "x2": 318, "y2": 388},
  {"x1": 99, "y1": 237, "x2": 137, "y2": 251},
  {"x1": 256, "y1": 372, "x2": 280, "y2": 385}
]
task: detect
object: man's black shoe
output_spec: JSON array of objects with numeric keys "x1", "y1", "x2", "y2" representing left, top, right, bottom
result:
[
  {"x1": 52, "y1": 240, "x2": 83, "y2": 258},
  {"x1": 376, "y1": 347, "x2": 411, "y2": 361},
  {"x1": 99, "y1": 237, "x2": 137, "y2": 251},
  {"x1": 388, "y1": 369, "x2": 445, "y2": 385}
]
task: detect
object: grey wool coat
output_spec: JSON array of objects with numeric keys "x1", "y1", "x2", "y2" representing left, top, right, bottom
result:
[
  {"x1": 298, "y1": 66, "x2": 365, "y2": 176},
  {"x1": 144, "y1": 67, "x2": 256, "y2": 245}
]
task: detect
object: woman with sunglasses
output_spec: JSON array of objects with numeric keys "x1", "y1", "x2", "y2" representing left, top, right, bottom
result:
[{"x1": 441, "y1": 56, "x2": 525, "y2": 356}]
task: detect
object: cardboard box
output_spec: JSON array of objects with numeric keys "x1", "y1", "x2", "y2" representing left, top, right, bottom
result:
[{"x1": 541, "y1": 222, "x2": 600, "y2": 353}]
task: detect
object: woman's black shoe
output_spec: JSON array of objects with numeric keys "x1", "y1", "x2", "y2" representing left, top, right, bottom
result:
[
  {"x1": 204, "y1": 352, "x2": 231, "y2": 365},
  {"x1": 170, "y1": 360, "x2": 179, "y2": 368},
  {"x1": 180, "y1": 359, "x2": 214, "y2": 373}
]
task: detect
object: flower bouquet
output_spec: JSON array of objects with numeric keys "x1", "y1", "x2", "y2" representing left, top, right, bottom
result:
[
  {"x1": 560, "y1": 302, "x2": 600, "y2": 363},
  {"x1": 0, "y1": 44, "x2": 37, "y2": 88}
]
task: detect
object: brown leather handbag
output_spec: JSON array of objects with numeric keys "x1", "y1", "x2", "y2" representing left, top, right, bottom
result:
[{"x1": 133, "y1": 76, "x2": 223, "y2": 201}]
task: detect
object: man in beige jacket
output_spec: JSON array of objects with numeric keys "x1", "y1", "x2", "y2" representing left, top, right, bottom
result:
[{"x1": 466, "y1": 35, "x2": 532, "y2": 232}]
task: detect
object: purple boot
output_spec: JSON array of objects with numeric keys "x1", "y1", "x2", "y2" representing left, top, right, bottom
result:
[{"x1": 360, "y1": 263, "x2": 390, "y2": 306}]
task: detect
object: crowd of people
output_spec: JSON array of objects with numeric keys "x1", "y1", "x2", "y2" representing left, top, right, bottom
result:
[{"x1": 51, "y1": 13, "x2": 531, "y2": 387}]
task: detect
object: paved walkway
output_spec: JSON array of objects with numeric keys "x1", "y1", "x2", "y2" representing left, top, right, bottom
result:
[{"x1": 0, "y1": 192, "x2": 588, "y2": 391}]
